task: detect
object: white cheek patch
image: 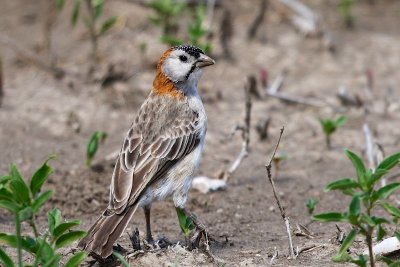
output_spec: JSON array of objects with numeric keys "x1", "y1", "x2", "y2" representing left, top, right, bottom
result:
[{"x1": 162, "y1": 58, "x2": 192, "y2": 82}]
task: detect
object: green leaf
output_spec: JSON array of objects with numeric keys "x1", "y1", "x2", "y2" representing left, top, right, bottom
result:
[
  {"x1": 86, "y1": 131, "x2": 107, "y2": 166},
  {"x1": 176, "y1": 208, "x2": 193, "y2": 236},
  {"x1": 112, "y1": 251, "x2": 130, "y2": 267},
  {"x1": 71, "y1": 0, "x2": 81, "y2": 27},
  {"x1": 360, "y1": 214, "x2": 375, "y2": 226},
  {"x1": 395, "y1": 231, "x2": 400, "y2": 242},
  {"x1": 0, "y1": 234, "x2": 37, "y2": 254},
  {"x1": 371, "y1": 216, "x2": 390, "y2": 225},
  {"x1": 0, "y1": 175, "x2": 11, "y2": 185},
  {"x1": 348, "y1": 196, "x2": 360, "y2": 224},
  {"x1": 345, "y1": 150, "x2": 367, "y2": 188},
  {"x1": 42, "y1": 255, "x2": 61, "y2": 267},
  {"x1": 0, "y1": 200, "x2": 20, "y2": 212},
  {"x1": 10, "y1": 179, "x2": 31, "y2": 204},
  {"x1": 91, "y1": 0, "x2": 104, "y2": 19},
  {"x1": 160, "y1": 35, "x2": 184, "y2": 46},
  {"x1": 332, "y1": 252, "x2": 353, "y2": 262},
  {"x1": 369, "y1": 168, "x2": 389, "y2": 186},
  {"x1": 0, "y1": 187, "x2": 15, "y2": 202},
  {"x1": 100, "y1": 16, "x2": 117, "y2": 35},
  {"x1": 313, "y1": 212, "x2": 347, "y2": 222},
  {"x1": 0, "y1": 247, "x2": 14, "y2": 267},
  {"x1": 377, "y1": 225, "x2": 386, "y2": 241},
  {"x1": 48, "y1": 208, "x2": 62, "y2": 235},
  {"x1": 336, "y1": 115, "x2": 347, "y2": 127},
  {"x1": 18, "y1": 206, "x2": 33, "y2": 222},
  {"x1": 324, "y1": 178, "x2": 359, "y2": 192},
  {"x1": 377, "y1": 152, "x2": 400, "y2": 171},
  {"x1": 339, "y1": 228, "x2": 357, "y2": 255},
  {"x1": 55, "y1": 231, "x2": 86, "y2": 249},
  {"x1": 30, "y1": 156, "x2": 55, "y2": 196},
  {"x1": 372, "y1": 183, "x2": 400, "y2": 203},
  {"x1": 351, "y1": 254, "x2": 367, "y2": 267},
  {"x1": 65, "y1": 251, "x2": 87, "y2": 267},
  {"x1": 320, "y1": 119, "x2": 336, "y2": 135},
  {"x1": 53, "y1": 220, "x2": 81, "y2": 238},
  {"x1": 55, "y1": 0, "x2": 65, "y2": 10},
  {"x1": 381, "y1": 203, "x2": 400, "y2": 218},
  {"x1": 306, "y1": 198, "x2": 318, "y2": 215},
  {"x1": 32, "y1": 190, "x2": 53, "y2": 213}
]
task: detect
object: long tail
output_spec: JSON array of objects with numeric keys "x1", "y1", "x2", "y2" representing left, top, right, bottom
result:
[{"x1": 78, "y1": 204, "x2": 139, "y2": 258}]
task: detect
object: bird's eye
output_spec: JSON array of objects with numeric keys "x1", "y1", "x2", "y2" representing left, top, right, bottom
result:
[{"x1": 179, "y1": 55, "x2": 188, "y2": 62}]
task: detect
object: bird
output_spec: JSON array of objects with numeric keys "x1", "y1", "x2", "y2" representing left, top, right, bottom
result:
[{"x1": 78, "y1": 44, "x2": 215, "y2": 258}]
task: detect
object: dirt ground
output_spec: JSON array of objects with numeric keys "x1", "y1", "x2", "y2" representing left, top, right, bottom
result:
[{"x1": 1, "y1": 0, "x2": 400, "y2": 266}]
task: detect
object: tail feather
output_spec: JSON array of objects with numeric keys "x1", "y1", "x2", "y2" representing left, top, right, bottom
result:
[{"x1": 78, "y1": 204, "x2": 138, "y2": 258}]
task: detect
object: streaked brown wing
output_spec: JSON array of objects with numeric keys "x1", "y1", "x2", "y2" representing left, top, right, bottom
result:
[{"x1": 108, "y1": 94, "x2": 200, "y2": 213}]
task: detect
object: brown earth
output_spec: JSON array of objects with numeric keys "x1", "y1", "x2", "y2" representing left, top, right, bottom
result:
[{"x1": 1, "y1": 0, "x2": 400, "y2": 266}]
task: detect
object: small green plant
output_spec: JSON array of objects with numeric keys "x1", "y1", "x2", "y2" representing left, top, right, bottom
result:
[
  {"x1": 86, "y1": 130, "x2": 108, "y2": 166},
  {"x1": 70, "y1": 0, "x2": 118, "y2": 60},
  {"x1": 306, "y1": 198, "x2": 318, "y2": 215},
  {"x1": 319, "y1": 115, "x2": 347, "y2": 148},
  {"x1": 339, "y1": 0, "x2": 354, "y2": 28},
  {"x1": 176, "y1": 208, "x2": 195, "y2": 237},
  {"x1": 314, "y1": 149, "x2": 400, "y2": 267},
  {"x1": 0, "y1": 156, "x2": 86, "y2": 267},
  {"x1": 187, "y1": 5, "x2": 212, "y2": 53},
  {"x1": 149, "y1": 1, "x2": 212, "y2": 52},
  {"x1": 149, "y1": 0, "x2": 186, "y2": 36}
]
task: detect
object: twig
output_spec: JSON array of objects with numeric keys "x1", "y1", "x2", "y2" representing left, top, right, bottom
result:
[
  {"x1": 247, "y1": 0, "x2": 268, "y2": 40},
  {"x1": 266, "y1": 73, "x2": 284, "y2": 95},
  {"x1": 223, "y1": 76, "x2": 253, "y2": 181},
  {"x1": 265, "y1": 73, "x2": 324, "y2": 108},
  {"x1": 279, "y1": 0, "x2": 318, "y2": 35},
  {"x1": 269, "y1": 248, "x2": 279, "y2": 266},
  {"x1": 265, "y1": 127, "x2": 297, "y2": 259},
  {"x1": 219, "y1": 8, "x2": 234, "y2": 61},
  {"x1": 267, "y1": 91, "x2": 325, "y2": 108},
  {"x1": 336, "y1": 86, "x2": 362, "y2": 107},
  {"x1": 0, "y1": 34, "x2": 65, "y2": 78}
]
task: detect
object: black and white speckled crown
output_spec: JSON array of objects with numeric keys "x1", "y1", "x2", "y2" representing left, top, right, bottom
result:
[{"x1": 174, "y1": 44, "x2": 204, "y2": 58}]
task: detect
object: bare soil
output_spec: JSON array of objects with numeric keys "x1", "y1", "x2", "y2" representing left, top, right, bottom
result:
[{"x1": 1, "y1": 0, "x2": 400, "y2": 266}]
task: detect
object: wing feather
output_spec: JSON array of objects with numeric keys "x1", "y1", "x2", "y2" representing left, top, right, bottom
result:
[{"x1": 108, "y1": 94, "x2": 204, "y2": 212}]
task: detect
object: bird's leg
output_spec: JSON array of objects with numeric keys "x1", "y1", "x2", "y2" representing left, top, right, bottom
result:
[{"x1": 143, "y1": 205, "x2": 153, "y2": 243}]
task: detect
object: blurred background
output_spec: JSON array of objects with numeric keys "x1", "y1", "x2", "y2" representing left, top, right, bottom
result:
[{"x1": 1, "y1": 0, "x2": 400, "y2": 266}]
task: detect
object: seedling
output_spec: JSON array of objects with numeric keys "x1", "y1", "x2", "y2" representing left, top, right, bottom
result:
[
  {"x1": 86, "y1": 131, "x2": 107, "y2": 166},
  {"x1": 306, "y1": 198, "x2": 318, "y2": 215},
  {"x1": 176, "y1": 208, "x2": 195, "y2": 237},
  {"x1": 0, "y1": 156, "x2": 86, "y2": 267},
  {"x1": 149, "y1": 0, "x2": 186, "y2": 36},
  {"x1": 70, "y1": 0, "x2": 118, "y2": 60},
  {"x1": 314, "y1": 149, "x2": 400, "y2": 267},
  {"x1": 149, "y1": 1, "x2": 212, "y2": 52},
  {"x1": 339, "y1": 0, "x2": 354, "y2": 28},
  {"x1": 187, "y1": 5, "x2": 212, "y2": 53},
  {"x1": 319, "y1": 115, "x2": 347, "y2": 148}
]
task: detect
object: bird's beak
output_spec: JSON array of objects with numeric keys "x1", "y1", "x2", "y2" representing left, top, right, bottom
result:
[{"x1": 197, "y1": 54, "x2": 215, "y2": 68}]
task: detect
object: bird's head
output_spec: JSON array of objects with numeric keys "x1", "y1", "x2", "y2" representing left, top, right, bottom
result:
[{"x1": 153, "y1": 45, "x2": 215, "y2": 98}]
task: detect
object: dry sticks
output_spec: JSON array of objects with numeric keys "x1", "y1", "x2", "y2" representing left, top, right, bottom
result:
[
  {"x1": 223, "y1": 76, "x2": 253, "y2": 181},
  {"x1": 265, "y1": 127, "x2": 297, "y2": 259}
]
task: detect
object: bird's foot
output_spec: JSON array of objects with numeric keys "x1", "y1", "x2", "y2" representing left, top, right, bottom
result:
[{"x1": 143, "y1": 236, "x2": 172, "y2": 250}]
